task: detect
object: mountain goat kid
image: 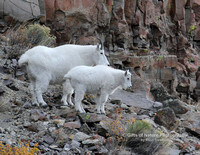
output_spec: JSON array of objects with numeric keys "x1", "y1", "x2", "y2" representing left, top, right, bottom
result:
[
  {"x1": 63, "y1": 65, "x2": 132, "y2": 114},
  {"x1": 18, "y1": 44, "x2": 109, "y2": 107}
]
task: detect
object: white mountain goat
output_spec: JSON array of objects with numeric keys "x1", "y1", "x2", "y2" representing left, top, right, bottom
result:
[
  {"x1": 18, "y1": 43, "x2": 109, "y2": 107},
  {"x1": 63, "y1": 65, "x2": 132, "y2": 114}
]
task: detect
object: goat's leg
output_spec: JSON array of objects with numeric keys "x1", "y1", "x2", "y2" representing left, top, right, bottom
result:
[
  {"x1": 30, "y1": 80, "x2": 39, "y2": 106},
  {"x1": 95, "y1": 95, "x2": 101, "y2": 114},
  {"x1": 80, "y1": 100, "x2": 85, "y2": 112},
  {"x1": 99, "y1": 94, "x2": 109, "y2": 114},
  {"x1": 74, "y1": 90, "x2": 85, "y2": 113},
  {"x1": 61, "y1": 80, "x2": 74, "y2": 106},
  {"x1": 35, "y1": 79, "x2": 49, "y2": 107},
  {"x1": 67, "y1": 93, "x2": 74, "y2": 106}
]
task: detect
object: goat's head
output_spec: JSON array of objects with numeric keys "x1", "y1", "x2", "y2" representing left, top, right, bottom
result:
[
  {"x1": 93, "y1": 38, "x2": 110, "y2": 66},
  {"x1": 122, "y1": 70, "x2": 132, "y2": 89}
]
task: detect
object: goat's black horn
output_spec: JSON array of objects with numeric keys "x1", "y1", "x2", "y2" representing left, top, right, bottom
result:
[{"x1": 97, "y1": 38, "x2": 103, "y2": 50}]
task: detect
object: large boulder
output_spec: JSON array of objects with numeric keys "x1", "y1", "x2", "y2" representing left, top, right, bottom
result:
[
  {"x1": 154, "y1": 107, "x2": 177, "y2": 130},
  {"x1": 151, "y1": 82, "x2": 188, "y2": 114},
  {"x1": 0, "y1": 0, "x2": 41, "y2": 22}
]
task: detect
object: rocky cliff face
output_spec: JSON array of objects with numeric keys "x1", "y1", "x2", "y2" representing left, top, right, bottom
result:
[{"x1": 43, "y1": 0, "x2": 200, "y2": 102}]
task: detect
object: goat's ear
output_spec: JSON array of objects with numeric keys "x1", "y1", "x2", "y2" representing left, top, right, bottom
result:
[{"x1": 125, "y1": 70, "x2": 128, "y2": 76}]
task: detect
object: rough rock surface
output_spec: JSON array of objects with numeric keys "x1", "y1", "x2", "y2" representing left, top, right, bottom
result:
[
  {"x1": 42, "y1": 0, "x2": 200, "y2": 103},
  {"x1": 0, "y1": 0, "x2": 41, "y2": 22}
]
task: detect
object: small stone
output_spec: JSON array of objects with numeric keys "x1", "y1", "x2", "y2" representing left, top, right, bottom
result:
[
  {"x1": 23, "y1": 121, "x2": 31, "y2": 128},
  {"x1": 43, "y1": 135, "x2": 54, "y2": 145},
  {"x1": 110, "y1": 99, "x2": 122, "y2": 105},
  {"x1": 63, "y1": 143, "x2": 70, "y2": 151},
  {"x1": 27, "y1": 123, "x2": 39, "y2": 132},
  {"x1": 0, "y1": 87, "x2": 5, "y2": 95},
  {"x1": 82, "y1": 139, "x2": 100, "y2": 145},
  {"x1": 64, "y1": 121, "x2": 81, "y2": 129},
  {"x1": 71, "y1": 140, "x2": 81, "y2": 149},
  {"x1": 49, "y1": 144, "x2": 62, "y2": 151},
  {"x1": 69, "y1": 134, "x2": 74, "y2": 140},
  {"x1": 121, "y1": 103, "x2": 129, "y2": 109},
  {"x1": 80, "y1": 123, "x2": 92, "y2": 134},
  {"x1": 5, "y1": 127, "x2": 11, "y2": 133},
  {"x1": 3, "y1": 79, "x2": 19, "y2": 91},
  {"x1": 23, "y1": 101, "x2": 32, "y2": 109},
  {"x1": 60, "y1": 108, "x2": 77, "y2": 118},
  {"x1": 53, "y1": 119, "x2": 65, "y2": 127},
  {"x1": 38, "y1": 145, "x2": 50, "y2": 152},
  {"x1": 153, "y1": 102, "x2": 163, "y2": 108},
  {"x1": 5, "y1": 139, "x2": 12, "y2": 145},
  {"x1": 14, "y1": 121, "x2": 22, "y2": 126},
  {"x1": 10, "y1": 131, "x2": 16, "y2": 136},
  {"x1": 29, "y1": 142, "x2": 35, "y2": 147},
  {"x1": 79, "y1": 113, "x2": 109, "y2": 123},
  {"x1": 73, "y1": 132, "x2": 91, "y2": 142},
  {"x1": 31, "y1": 110, "x2": 42, "y2": 121},
  {"x1": 0, "y1": 127, "x2": 4, "y2": 133},
  {"x1": 48, "y1": 127, "x2": 56, "y2": 133},
  {"x1": 99, "y1": 147, "x2": 108, "y2": 154}
]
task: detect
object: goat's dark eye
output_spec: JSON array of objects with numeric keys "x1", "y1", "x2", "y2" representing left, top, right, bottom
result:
[
  {"x1": 100, "y1": 53, "x2": 103, "y2": 55},
  {"x1": 127, "y1": 78, "x2": 130, "y2": 80}
]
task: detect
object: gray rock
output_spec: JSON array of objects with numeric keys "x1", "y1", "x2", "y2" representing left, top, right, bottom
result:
[
  {"x1": 5, "y1": 127, "x2": 11, "y2": 133},
  {"x1": 0, "y1": 127, "x2": 4, "y2": 133},
  {"x1": 153, "y1": 102, "x2": 163, "y2": 108},
  {"x1": 30, "y1": 110, "x2": 42, "y2": 122},
  {"x1": 182, "y1": 111, "x2": 200, "y2": 139},
  {"x1": 110, "y1": 89, "x2": 154, "y2": 109},
  {"x1": 48, "y1": 127, "x2": 56, "y2": 133},
  {"x1": 154, "y1": 107, "x2": 177, "y2": 130},
  {"x1": 163, "y1": 99, "x2": 188, "y2": 114},
  {"x1": 110, "y1": 99, "x2": 122, "y2": 105},
  {"x1": 4, "y1": 139, "x2": 13, "y2": 145},
  {"x1": 0, "y1": 87, "x2": 5, "y2": 95},
  {"x1": 71, "y1": 140, "x2": 81, "y2": 149},
  {"x1": 151, "y1": 82, "x2": 188, "y2": 114},
  {"x1": 23, "y1": 121, "x2": 31, "y2": 128},
  {"x1": 1, "y1": 0, "x2": 40, "y2": 22},
  {"x1": 155, "y1": 147, "x2": 181, "y2": 155},
  {"x1": 10, "y1": 131, "x2": 16, "y2": 136},
  {"x1": 59, "y1": 108, "x2": 77, "y2": 118},
  {"x1": 38, "y1": 145, "x2": 50, "y2": 152},
  {"x1": 49, "y1": 144, "x2": 62, "y2": 151},
  {"x1": 98, "y1": 118, "x2": 125, "y2": 137},
  {"x1": 63, "y1": 121, "x2": 81, "y2": 129},
  {"x1": 52, "y1": 119, "x2": 65, "y2": 127},
  {"x1": 121, "y1": 103, "x2": 129, "y2": 109},
  {"x1": 82, "y1": 139, "x2": 100, "y2": 145},
  {"x1": 79, "y1": 113, "x2": 109, "y2": 123},
  {"x1": 79, "y1": 123, "x2": 92, "y2": 135},
  {"x1": 43, "y1": 135, "x2": 54, "y2": 145},
  {"x1": 73, "y1": 132, "x2": 91, "y2": 142},
  {"x1": 27, "y1": 123, "x2": 39, "y2": 132},
  {"x1": 23, "y1": 101, "x2": 32, "y2": 109},
  {"x1": 63, "y1": 143, "x2": 70, "y2": 151}
]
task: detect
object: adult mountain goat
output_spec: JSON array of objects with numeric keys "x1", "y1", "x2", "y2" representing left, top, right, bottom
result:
[
  {"x1": 18, "y1": 44, "x2": 109, "y2": 107},
  {"x1": 63, "y1": 65, "x2": 132, "y2": 114}
]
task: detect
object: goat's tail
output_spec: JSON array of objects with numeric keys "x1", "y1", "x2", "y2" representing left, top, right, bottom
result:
[{"x1": 18, "y1": 53, "x2": 29, "y2": 66}]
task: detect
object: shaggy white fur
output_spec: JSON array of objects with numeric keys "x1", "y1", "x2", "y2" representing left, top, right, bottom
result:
[
  {"x1": 63, "y1": 65, "x2": 132, "y2": 113},
  {"x1": 18, "y1": 44, "x2": 109, "y2": 107}
]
